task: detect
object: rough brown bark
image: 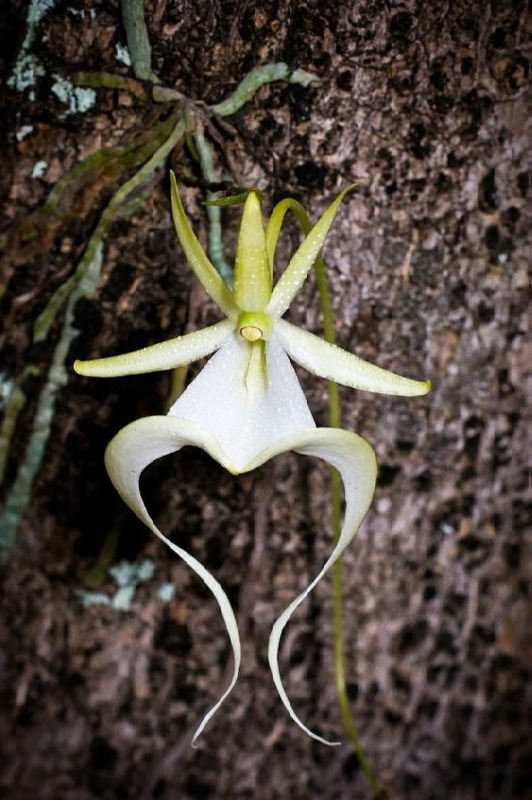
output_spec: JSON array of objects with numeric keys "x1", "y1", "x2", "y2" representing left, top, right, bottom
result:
[{"x1": 0, "y1": 1, "x2": 529, "y2": 799}]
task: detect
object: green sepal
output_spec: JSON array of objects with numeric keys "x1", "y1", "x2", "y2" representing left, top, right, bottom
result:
[
  {"x1": 233, "y1": 191, "x2": 272, "y2": 311},
  {"x1": 169, "y1": 171, "x2": 237, "y2": 318}
]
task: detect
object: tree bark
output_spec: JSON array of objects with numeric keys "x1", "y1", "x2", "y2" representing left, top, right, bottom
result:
[{"x1": 0, "y1": 1, "x2": 528, "y2": 798}]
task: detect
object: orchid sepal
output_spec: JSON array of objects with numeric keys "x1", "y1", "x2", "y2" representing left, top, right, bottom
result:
[
  {"x1": 267, "y1": 184, "x2": 356, "y2": 318},
  {"x1": 169, "y1": 171, "x2": 237, "y2": 318},
  {"x1": 74, "y1": 319, "x2": 233, "y2": 377},
  {"x1": 233, "y1": 191, "x2": 272, "y2": 311},
  {"x1": 276, "y1": 319, "x2": 431, "y2": 396}
]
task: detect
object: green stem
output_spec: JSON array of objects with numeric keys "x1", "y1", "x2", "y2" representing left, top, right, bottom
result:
[
  {"x1": 192, "y1": 130, "x2": 233, "y2": 286},
  {"x1": 42, "y1": 140, "x2": 140, "y2": 216},
  {"x1": 0, "y1": 247, "x2": 103, "y2": 556},
  {"x1": 120, "y1": 0, "x2": 155, "y2": 82},
  {"x1": 0, "y1": 114, "x2": 186, "y2": 556},
  {"x1": 0, "y1": 373, "x2": 32, "y2": 485},
  {"x1": 210, "y1": 62, "x2": 319, "y2": 117},
  {"x1": 2, "y1": 117, "x2": 178, "y2": 268},
  {"x1": 71, "y1": 71, "x2": 149, "y2": 100},
  {"x1": 34, "y1": 111, "x2": 184, "y2": 342},
  {"x1": 267, "y1": 196, "x2": 384, "y2": 798},
  {"x1": 314, "y1": 231, "x2": 386, "y2": 800}
]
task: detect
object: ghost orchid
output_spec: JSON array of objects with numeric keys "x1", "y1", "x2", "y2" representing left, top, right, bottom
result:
[{"x1": 74, "y1": 172, "x2": 430, "y2": 746}]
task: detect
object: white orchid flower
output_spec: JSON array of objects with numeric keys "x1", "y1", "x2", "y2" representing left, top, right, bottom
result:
[{"x1": 74, "y1": 172, "x2": 430, "y2": 746}]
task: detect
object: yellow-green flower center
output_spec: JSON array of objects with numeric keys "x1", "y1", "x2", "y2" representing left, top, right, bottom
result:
[
  {"x1": 237, "y1": 310, "x2": 272, "y2": 341},
  {"x1": 240, "y1": 326, "x2": 262, "y2": 342}
]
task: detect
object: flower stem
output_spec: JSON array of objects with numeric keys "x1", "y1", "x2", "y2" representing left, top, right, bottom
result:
[
  {"x1": 314, "y1": 227, "x2": 386, "y2": 800},
  {"x1": 265, "y1": 193, "x2": 382, "y2": 790},
  {"x1": 192, "y1": 129, "x2": 234, "y2": 286}
]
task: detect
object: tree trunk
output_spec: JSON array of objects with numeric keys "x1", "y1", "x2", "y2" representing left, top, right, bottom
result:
[{"x1": 0, "y1": 1, "x2": 528, "y2": 798}]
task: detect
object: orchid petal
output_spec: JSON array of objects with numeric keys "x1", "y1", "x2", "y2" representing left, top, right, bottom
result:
[
  {"x1": 267, "y1": 185, "x2": 354, "y2": 318},
  {"x1": 170, "y1": 172, "x2": 237, "y2": 318},
  {"x1": 233, "y1": 192, "x2": 272, "y2": 311},
  {"x1": 265, "y1": 196, "x2": 314, "y2": 275},
  {"x1": 244, "y1": 428, "x2": 377, "y2": 746},
  {"x1": 74, "y1": 320, "x2": 233, "y2": 377},
  {"x1": 168, "y1": 331, "x2": 315, "y2": 471},
  {"x1": 104, "y1": 416, "x2": 241, "y2": 745},
  {"x1": 276, "y1": 319, "x2": 431, "y2": 396}
]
